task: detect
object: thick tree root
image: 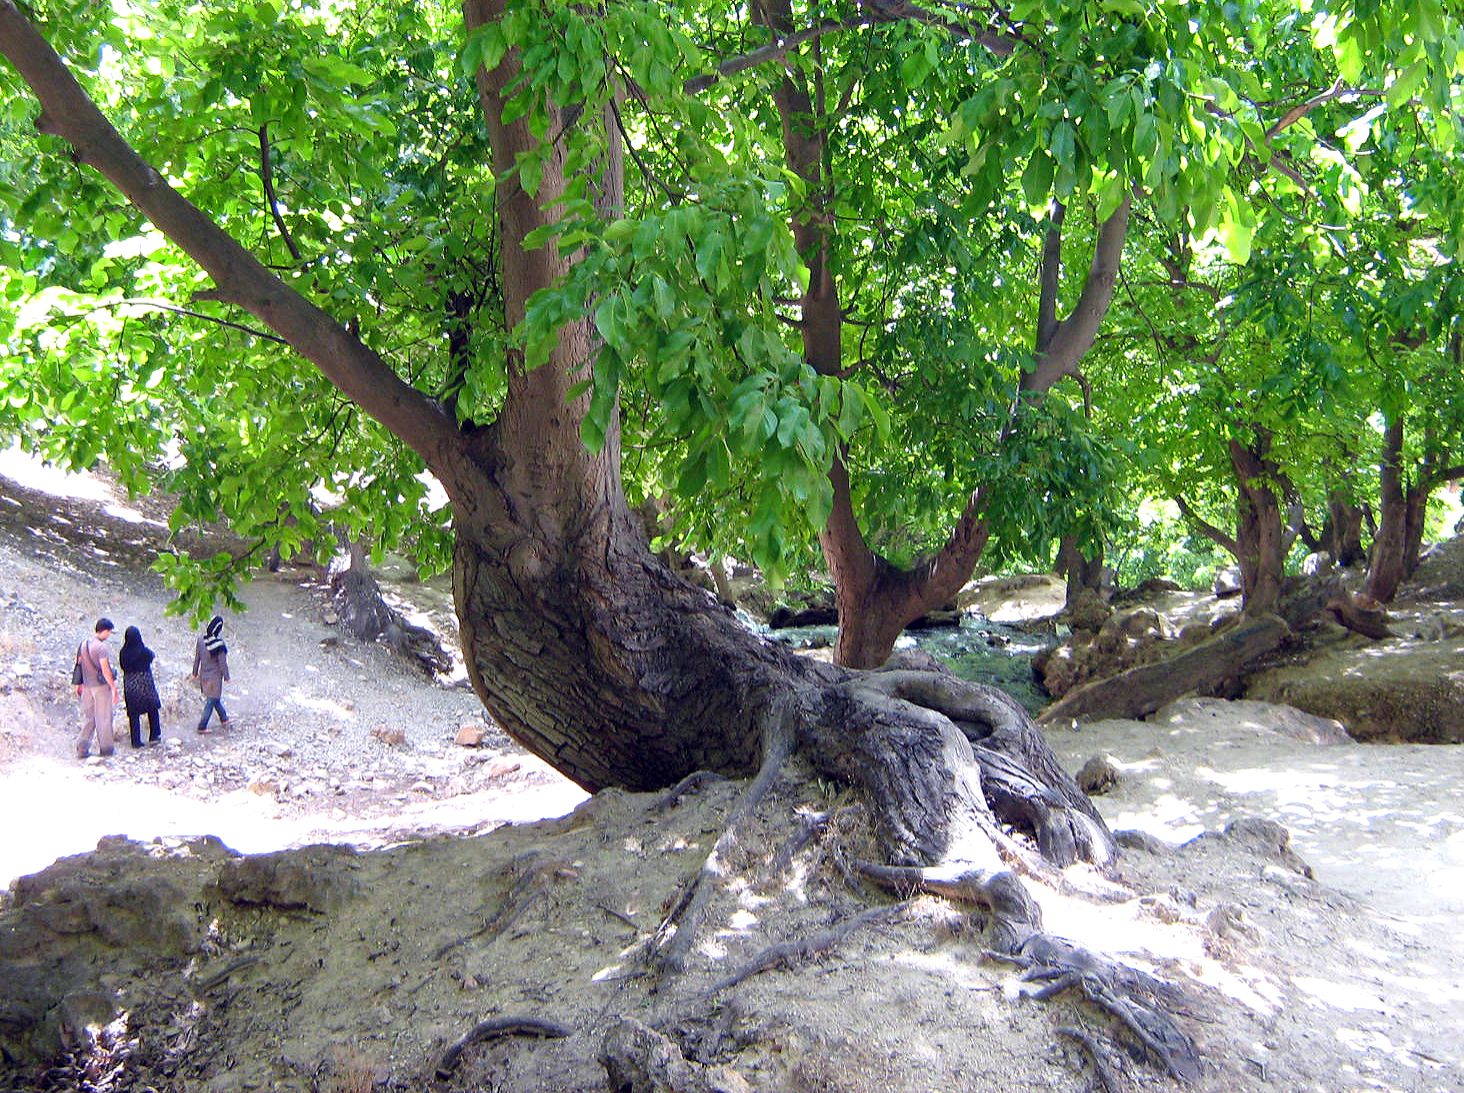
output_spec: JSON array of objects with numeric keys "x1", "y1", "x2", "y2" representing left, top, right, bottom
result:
[
  {"x1": 843, "y1": 669, "x2": 1115, "y2": 867},
  {"x1": 853, "y1": 861, "x2": 1043, "y2": 953},
  {"x1": 433, "y1": 1015, "x2": 571, "y2": 1079},
  {"x1": 704, "y1": 903, "x2": 904, "y2": 997},
  {"x1": 1037, "y1": 613, "x2": 1289, "y2": 727}
]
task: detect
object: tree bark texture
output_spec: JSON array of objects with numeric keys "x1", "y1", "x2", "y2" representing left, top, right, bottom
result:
[
  {"x1": 1366, "y1": 417, "x2": 1408, "y2": 603},
  {"x1": 1229, "y1": 432, "x2": 1286, "y2": 615},
  {"x1": 1323, "y1": 492, "x2": 1367, "y2": 567}
]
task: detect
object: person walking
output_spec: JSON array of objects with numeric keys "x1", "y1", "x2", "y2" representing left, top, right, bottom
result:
[
  {"x1": 118, "y1": 625, "x2": 163, "y2": 748},
  {"x1": 190, "y1": 615, "x2": 232, "y2": 733},
  {"x1": 74, "y1": 617, "x2": 119, "y2": 759}
]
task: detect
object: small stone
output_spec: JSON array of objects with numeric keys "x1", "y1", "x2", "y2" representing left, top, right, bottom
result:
[
  {"x1": 1076, "y1": 754, "x2": 1121, "y2": 795},
  {"x1": 483, "y1": 758, "x2": 521, "y2": 779},
  {"x1": 454, "y1": 724, "x2": 485, "y2": 747},
  {"x1": 409, "y1": 780, "x2": 433, "y2": 794}
]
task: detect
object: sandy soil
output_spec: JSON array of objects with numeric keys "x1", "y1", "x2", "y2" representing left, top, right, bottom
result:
[{"x1": 0, "y1": 453, "x2": 1461, "y2": 1092}]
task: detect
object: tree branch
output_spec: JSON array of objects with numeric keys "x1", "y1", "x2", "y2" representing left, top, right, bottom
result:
[
  {"x1": 0, "y1": 3, "x2": 460, "y2": 468},
  {"x1": 257, "y1": 124, "x2": 302, "y2": 263},
  {"x1": 1035, "y1": 199, "x2": 1064, "y2": 353},
  {"x1": 1173, "y1": 493, "x2": 1237, "y2": 557},
  {"x1": 1021, "y1": 194, "x2": 1131, "y2": 393},
  {"x1": 684, "y1": 2, "x2": 1018, "y2": 94}
]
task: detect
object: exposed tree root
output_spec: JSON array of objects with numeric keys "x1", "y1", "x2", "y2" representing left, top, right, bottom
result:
[
  {"x1": 1037, "y1": 613, "x2": 1290, "y2": 727},
  {"x1": 651, "y1": 770, "x2": 726, "y2": 813},
  {"x1": 330, "y1": 556, "x2": 453, "y2": 675},
  {"x1": 650, "y1": 702, "x2": 796, "y2": 975},
  {"x1": 432, "y1": 852, "x2": 575, "y2": 960},
  {"x1": 433, "y1": 1014, "x2": 571, "y2": 1079},
  {"x1": 1056, "y1": 1025, "x2": 1122, "y2": 1093},
  {"x1": 854, "y1": 860, "x2": 1201, "y2": 1084},
  {"x1": 853, "y1": 861, "x2": 1043, "y2": 953},
  {"x1": 841, "y1": 669, "x2": 1115, "y2": 867},
  {"x1": 704, "y1": 903, "x2": 905, "y2": 997},
  {"x1": 764, "y1": 809, "x2": 830, "y2": 882},
  {"x1": 1007, "y1": 938, "x2": 1201, "y2": 1083}
]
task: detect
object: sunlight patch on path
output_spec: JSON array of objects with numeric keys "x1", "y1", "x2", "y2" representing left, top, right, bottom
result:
[{"x1": 0, "y1": 755, "x2": 587, "y2": 888}]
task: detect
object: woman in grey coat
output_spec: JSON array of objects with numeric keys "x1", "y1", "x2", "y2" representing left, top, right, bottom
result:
[{"x1": 191, "y1": 615, "x2": 232, "y2": 733}]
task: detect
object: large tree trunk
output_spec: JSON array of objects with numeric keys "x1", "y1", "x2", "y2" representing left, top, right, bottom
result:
[{"x1": 1229, "y1": 433, "x2": 1286, "y2": 615}]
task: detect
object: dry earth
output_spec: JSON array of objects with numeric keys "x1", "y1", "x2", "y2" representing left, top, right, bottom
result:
[{"x1": 0, "y1": 453, "x2": 1461, "y2": 1092}]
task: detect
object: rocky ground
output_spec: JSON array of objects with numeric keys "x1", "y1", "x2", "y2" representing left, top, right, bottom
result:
[{"x1": 1, "y1": 455, "x2": 1461, "y2": 1092}]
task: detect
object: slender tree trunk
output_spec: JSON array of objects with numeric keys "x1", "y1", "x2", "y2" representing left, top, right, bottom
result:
[
  {"x1": 1367, "y1": 417, "x2": 1408, "y2": 603},
  {"x1": 1323, "y1": 491, "x2": 1367, "y2": 567},
  {"x1": 1057, "y1": 535, "x2": 1104, "y2": 610},
  {"x1": 1229, "y1": 434, "x2": 1285, "y2": 615}
]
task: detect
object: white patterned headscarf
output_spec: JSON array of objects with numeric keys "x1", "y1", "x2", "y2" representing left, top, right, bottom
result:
[{"x1": 204, "y1": 615, "x2": 227, "y2": 655}]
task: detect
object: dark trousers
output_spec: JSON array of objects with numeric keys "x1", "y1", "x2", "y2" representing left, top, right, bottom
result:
[
  {"x1": 198, "y1": 696, "x2": 229, "y2": 730},
  {"x1": 128, "y1": 708, "x2": 161, "y2": 748}
]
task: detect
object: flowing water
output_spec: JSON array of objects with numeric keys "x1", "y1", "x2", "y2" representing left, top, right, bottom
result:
[{"x1": 759, "y1": 613, "x2": 1054, "y2": 714}]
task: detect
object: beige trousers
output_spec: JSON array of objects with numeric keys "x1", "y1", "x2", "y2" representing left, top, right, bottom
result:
[{"x1": 76, "y1": 684, "x2": 115, "y2": 757}]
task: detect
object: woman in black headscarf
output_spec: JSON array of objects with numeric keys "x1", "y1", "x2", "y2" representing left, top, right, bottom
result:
[
  {"x1": 190, "y1": 615, "x2": 232, "y2": 733},
  {"x1": 118, "y1": 625, "x2": 163, "y2": 747}
]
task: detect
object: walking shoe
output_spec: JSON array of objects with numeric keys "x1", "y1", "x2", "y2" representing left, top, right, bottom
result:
[{"x1": 196, "y1": 725, "x2": 210, "y2": 734}]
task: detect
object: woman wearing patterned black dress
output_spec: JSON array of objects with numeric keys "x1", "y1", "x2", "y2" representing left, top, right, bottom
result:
[{"x1": 118, "y1": 625, "x2": 163, "y2": 748}]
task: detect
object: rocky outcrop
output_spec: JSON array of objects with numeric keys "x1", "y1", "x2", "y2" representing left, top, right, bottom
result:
[{"x1": 0, "y1": 836, "x2": 222, "y2": 1065}]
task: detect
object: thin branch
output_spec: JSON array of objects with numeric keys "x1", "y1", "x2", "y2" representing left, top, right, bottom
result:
[
  {"x1": 257, "y1": 124, "x2": 302, "y2": 263},
  {"x1": 85, "y1": 298, "x2": 290, "y2": 344},
  {"x1": 1035, "y1": 199, "x2": 1065, "y2": 352}
]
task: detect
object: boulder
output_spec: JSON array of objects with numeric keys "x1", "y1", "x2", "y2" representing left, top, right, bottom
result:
[
  {"x1": 1076, "y1": 754, "x2": 1121, "y2": 795},
  {"x1": 1213, "y1": 566, "x2": 1243, "y2": 598}
]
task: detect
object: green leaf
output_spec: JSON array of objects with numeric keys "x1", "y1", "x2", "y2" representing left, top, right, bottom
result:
[{"x1": 1021, "y1": 150, "x2": 1055, "y2": 206}]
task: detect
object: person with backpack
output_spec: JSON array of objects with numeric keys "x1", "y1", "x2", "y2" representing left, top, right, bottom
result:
[
  {"x1": 118, "y1": 625, "x2": 163, "y2": 748},
  {"x1": 190, "y1": 615, "x2": 232, "y2": 733},
  {"x1": 74, "y1": 617, "x2": 119, "y2": 759}
]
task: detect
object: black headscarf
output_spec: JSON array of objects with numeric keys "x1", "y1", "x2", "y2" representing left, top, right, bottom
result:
[
  {"x1": 118, "y1": 626, "x2": 154, "y2": 673},
  {"x1": 204, "y1": 615, "x2": 227, "y2": 656}
]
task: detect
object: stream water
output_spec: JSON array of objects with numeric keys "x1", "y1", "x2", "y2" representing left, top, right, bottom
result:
[{"x1": 760, "y1": 614, "x2": 1055, "y2": 713}]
